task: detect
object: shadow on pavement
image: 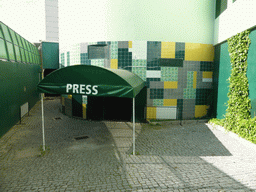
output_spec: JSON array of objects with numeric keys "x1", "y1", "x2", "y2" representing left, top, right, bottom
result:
[{"x1": 127, "y1": 122, "x2": 232, "y2": 156}]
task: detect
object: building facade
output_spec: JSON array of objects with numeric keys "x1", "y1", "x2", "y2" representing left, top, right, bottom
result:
[
  {"x1": 59, "y1": 0, "x2": 216, "y2": 120},
  {"x1": 0, "y1": 21, "x2": 41, "y2": 137},
  {"x1": 213, "y1": 0, "x2": 256, "y2": 119}
]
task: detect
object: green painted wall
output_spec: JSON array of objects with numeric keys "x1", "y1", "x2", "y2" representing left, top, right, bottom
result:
[
  {"x1": 212, "y1": 44, "x2": 221, "y2": 118},
  {"x1": 0, "y1": 61, "x2": 41, "y2": 137},
  {"x1": 247, "y1": 29, "x2": 256, "y2": 117},
  {"x1": 42, "y1": 42, "x2": 59, "y2": 69},
  {"x1": 216, "y1": 42, "x2": 231, "y2": 119}
]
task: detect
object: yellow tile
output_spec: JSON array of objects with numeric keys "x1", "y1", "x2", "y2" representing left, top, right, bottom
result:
[
  {"x1": 61, "y1": 97, "x2": 65, "y2": 106},
  {"x1": 128, "y1": 41, "x2": 132, "y2": 48},
  {"x1": 82, "y1": 104, "x2": 86, "y2": 119},
  {"x1": 164, "y1": 81, "x2": 178, "y2": 89},
  {"x1": 111, "y1": 59, "x2": 118, "y2": 69},
  {"x1": 68, "y1": 95, "x2": 72, "y2": 99},
  {"x1": 195, "y1": 105, "x2": 209, "y2": 118},
  {"x1": 164, "y1": 99, "x2": 177, "y2": 106},
  {"x1": 161, "y1": 42, "x2": 175, "y2": 58},
  {"x1": 147, "y1": 107, "x2": 156, "y2": 119},
  {"x1": 203, "y1": 72, "x2": 213, "y2": 78},
  {"x1": 193, "y1": 71, "x2": 197, "y2": 89},
  {"x1": 185, "y1": 43, "x2": 214, "y2": 61}
]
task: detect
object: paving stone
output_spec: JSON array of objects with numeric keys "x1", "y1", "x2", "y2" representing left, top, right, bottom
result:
[{"x1": 0, "y1": 98, "x2": 256, "y2": 191}]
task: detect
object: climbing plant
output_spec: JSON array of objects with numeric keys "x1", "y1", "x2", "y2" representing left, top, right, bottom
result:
[
  {"x1": 210, "y1": 30, "x2": 256, "y2": 143},
  {"x1": 224, "y1": 30, "x2": 251, "y2": 130}
]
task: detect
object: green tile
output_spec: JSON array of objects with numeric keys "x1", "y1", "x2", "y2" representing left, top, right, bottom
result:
[
  {"x1": 153, "y1": 99, "x2": 163, "y2": 106},
  {"x1": 91, "y1": 59, "x2": 104, "y2": 67},
  {"x1": 183, "y1": 88, "x2": 196, "y2": 99},
  {"x1": 161, "y1": 67, "x2": 178, "y2": 81},
  {"x1": 132, "y1": 67, "x2": 146, "y2": 81}
]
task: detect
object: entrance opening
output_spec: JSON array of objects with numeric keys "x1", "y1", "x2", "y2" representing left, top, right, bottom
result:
[
  {"x1": 68, "y1": 86, "x2": 147, "y2": 122},
  {"x1": 87, "y1": 96, "x2": 132, "y2": 121},
  {"x1": 85, "y1": 86, "x2": 147, "y2": 122}
]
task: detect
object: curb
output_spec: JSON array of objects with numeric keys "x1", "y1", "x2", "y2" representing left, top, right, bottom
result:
[{"x1": 207, "y1": 123, "x2": 256, "y2": 151}]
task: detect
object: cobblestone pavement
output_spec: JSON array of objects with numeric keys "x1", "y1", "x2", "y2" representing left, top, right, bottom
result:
[{"x1": 1, "y1": 98, "x2": 256, "y2": 192}]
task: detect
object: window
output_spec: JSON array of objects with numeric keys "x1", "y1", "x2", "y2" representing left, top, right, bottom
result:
[
  {"x1": 20, "y1": 48, "x2": 26, "y2": 63},
  {"x1": 0, "y1": 27, "x2": 4, "y2": 39},
  {"x1": 1, "y1": 23, "x2": 12, "y2": 42},
  {"x1": 9, "y1": 29, "x2": 18, "y2": 45},
  {"x1": 25, "y1": 50, "x2": 30, "y2": 63},
  {"x1": 7, "y1": 42, "x2": 15, "y2": 60},
  {"x1": 0, "y1": 38, "x2": 8, "y2": 59},
  {"x1": 15, "y1": 45, "x2": 21, "y2": 61},
  {"x1": 16, "y1": 34, "x2": 23, "y2": 47},
  {"x1": 215, "y1": 0, "x2": 227, "y2": 18}
]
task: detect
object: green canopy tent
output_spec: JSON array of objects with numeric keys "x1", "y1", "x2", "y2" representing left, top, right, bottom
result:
[{"x1": 37, "y1": 65, "x2": 145, "y2": 155}]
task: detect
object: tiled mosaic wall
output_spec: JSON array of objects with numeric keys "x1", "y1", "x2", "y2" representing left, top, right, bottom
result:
[{"x1": 60, "y1": 41, "x2": 214, "y2": 120}]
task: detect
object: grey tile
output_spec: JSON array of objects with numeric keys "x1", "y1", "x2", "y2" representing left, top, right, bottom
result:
[
  {"x1": 149, "y1": 81, "x2": 164, "y2": 89},
  {"x1": 182, "y1": 99, "x2": 195, "y2": 119},
  {"x1": 183, "y1": 61, "x2": 200, "y2": 71},
  {"x1": 118, "y1": 41, "x2": 129, "y2": 48},
  {"x1": 104, "y1": 59, "x2": 110, "y2": 68},
  {"x1": 147, "y1": 99, "x2": 153, "y2": 106},
  {"x1": 178, "y1": 67, "x2": 187, "y2": 88},
  {"x1": 164, "y1": 89, "x2": 183, "y2": 99}
]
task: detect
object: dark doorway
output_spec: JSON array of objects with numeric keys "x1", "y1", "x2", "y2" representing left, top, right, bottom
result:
[
  {"x1": 86, "y1": 86, "x2": 147, "y2": 122},
  {"x1": 87, "y1": 96, "x2": 132, "y2": 121}
]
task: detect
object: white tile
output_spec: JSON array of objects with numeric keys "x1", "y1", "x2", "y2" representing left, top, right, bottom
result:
[
  {"x1": 132, "y1": 41, "x2": 147, "y2": 60},
  {"x1": 156, "y1": 107, "x2": 177, "y2": 119},
  {"x1": 202, "y1": 78, "x2": 212, "y2": 82},
  {"x1": 80, "y1": 43, "x2": 88, "y2": 53},
  {"x1": 146, "y1": 70, "x2": 161, "y2": 78}
]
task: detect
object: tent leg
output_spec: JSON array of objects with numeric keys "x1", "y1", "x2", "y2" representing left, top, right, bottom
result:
[
  {"x1": 133, "y1": 97, "x2": 135, "y2": 156},
  {"x1": 41, "y1": 93, "x2": 46, "y2": 151}
]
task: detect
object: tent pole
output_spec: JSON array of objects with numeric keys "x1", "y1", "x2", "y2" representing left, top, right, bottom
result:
[
  {"x1": 133, "y1": 97, "x2": 135, "y2": 156},
  {"x1": 41, "y1": 93, "x2": 45, "y2": 151}
]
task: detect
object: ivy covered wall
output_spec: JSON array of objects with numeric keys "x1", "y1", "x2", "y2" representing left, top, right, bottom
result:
[
  {"x1": 215, "y1": 28, "x2": 256, "y2": 119},
  {"x1": 247, "y1": 29, "x2": 256, "y2": 118}
]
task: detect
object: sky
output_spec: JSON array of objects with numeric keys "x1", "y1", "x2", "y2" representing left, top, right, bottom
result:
[{"x1": 0, "y1": 0, "x2": 45, "y2": 43}]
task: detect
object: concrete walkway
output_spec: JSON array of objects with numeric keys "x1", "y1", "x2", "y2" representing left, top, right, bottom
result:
[{"x1": 0, "y1": 98, "x2": 256, "y2": 191}]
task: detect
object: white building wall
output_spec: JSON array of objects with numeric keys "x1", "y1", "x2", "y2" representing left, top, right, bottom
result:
[
  {"x1": 59, "y1": 0, "x2": 215, "y2": 50},
  {"x1": 214, "y1": 0, "x2": 256, "y2": 45}
]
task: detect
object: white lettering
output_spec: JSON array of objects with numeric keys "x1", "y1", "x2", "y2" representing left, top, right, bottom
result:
[
  {"x1": 92, "y1": 85, "x2": 98, "y2": 95},
  {"x1": 66, "y1": 84, "x2": 72, "y2": 93},
  {"x1": 66, "y1": 84, "x2": 98, "y2": 95},
  {"x1": 80, "y1": 84, "x2": 85, "y2": 94},
  {"x1": 86, "y1": 85, "x2": 91, "y2": 94},
  {"x1": 73, "y1": 84, "x2": 79, "y2": 93}
]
